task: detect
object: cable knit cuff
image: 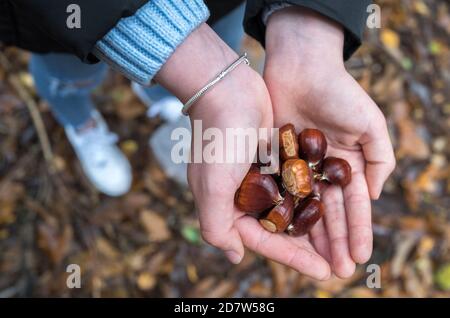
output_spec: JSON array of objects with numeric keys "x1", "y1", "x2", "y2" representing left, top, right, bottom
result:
[{"x1": 93, "y1": 0, "x2": 210, "y2": 85}]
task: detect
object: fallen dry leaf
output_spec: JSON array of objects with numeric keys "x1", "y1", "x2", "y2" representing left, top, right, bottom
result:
[
  {"x1": 139, "y1": 209, "x2": 171, "y2": 242},
  {"x1": 136, "y1": 272, "x2": 156, "y2": 291},
  {"x1": 247, "y1": 281, "x2": 272, "y2": 298},
  {"x1": 381, "y1": 29, "x2": 400, "y2": 50},
  {"x1": 95, "y1": 237, "x2": 120, "y2": 259},
  {"x1": 37, "y1": 222, "x2": 72, "y2": 265}
]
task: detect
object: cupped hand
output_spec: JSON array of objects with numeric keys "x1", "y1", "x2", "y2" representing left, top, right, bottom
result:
[
  {"x1": 264, "y1": 7, "x2": 396, "y2": 278},
  {"x1": 157, "y1": 23, "x2": 331, "y2": 280}
]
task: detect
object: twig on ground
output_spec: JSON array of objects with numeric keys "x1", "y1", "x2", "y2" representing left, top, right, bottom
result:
[{"x1": 0, "y1": 52, "x2": 54, "y2": 169}]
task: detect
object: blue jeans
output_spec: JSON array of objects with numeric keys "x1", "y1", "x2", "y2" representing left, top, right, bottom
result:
[
  {"x1": 29, "y1": 53, "x2": 108, "y2": 128},
  {"x1": 29, "y1": 3, "x2": 246, "y2": 128}
]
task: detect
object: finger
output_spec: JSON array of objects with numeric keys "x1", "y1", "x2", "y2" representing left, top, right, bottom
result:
[
  {"x1": 309, "y1": 218, "x2": 332, "y2": 263},
  {"x1": 188, "y1": 165, "x2": 245, "y2": 264},
  {"x1": 236, "y1": 216, "x2": 331, "y2": 280},
  {"x1": 361, "y1": 116, "x2": 396, "y2": 200},
  {"x1": 198, "y1": 202, "x2": 245, "y2": 264},
  {"x1": 322, "y1": 185, "x2": 356, "y2": 278},
  {"x1": 343, "y1": 170, "x2": 373, "y2": 264}
]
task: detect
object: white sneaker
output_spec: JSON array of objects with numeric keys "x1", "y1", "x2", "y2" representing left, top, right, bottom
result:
[
  {"x1": 65, "y1": 110, "x2": 132, "y2": 196},
  {"x1": 131, "y1": 82, "x2": 183, "y2": 123},
  {"x1": 132, "y1": 82, "x2": 188, "y2": 186}
]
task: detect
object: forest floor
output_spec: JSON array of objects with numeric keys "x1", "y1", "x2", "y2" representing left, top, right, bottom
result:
[{"x1": 0, "y1": 0, "x2": 449, "y2": 297}]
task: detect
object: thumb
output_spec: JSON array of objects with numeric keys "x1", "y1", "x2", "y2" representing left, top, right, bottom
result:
[
  {"x1": 188, "y1": 165, "x2": 245, "y2": 264},
  {"x1": 200, "y1": 225, "x2": 244, "y2": 264},
  {"x1": 361, "y1": 116, "x2": 396, "y2": 199},
  {"x1": 198, "y1": 195, "x2": 245, "y2": 264}
]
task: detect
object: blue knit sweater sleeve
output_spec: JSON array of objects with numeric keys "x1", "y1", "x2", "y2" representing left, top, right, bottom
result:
[{"x1": 93, "y1": 0, "x2": 210, "y2": 85}]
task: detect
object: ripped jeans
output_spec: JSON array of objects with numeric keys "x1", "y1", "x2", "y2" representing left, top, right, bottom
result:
[
  {"x1": 29, "y1": 3, "x2": 246, "y2": 129},
  {"x1": 29, "y1": 53, "x2": 107, "y2": 128}
]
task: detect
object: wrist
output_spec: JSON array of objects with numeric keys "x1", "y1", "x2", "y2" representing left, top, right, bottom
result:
[
  {"x1": 155, "y1": 23, "x2": 239, "y2": 104},
  {"x1": 265, "y1": 6, "x2": 345, "y2": 70},
  {"x1": 156, "y1": 23, "x2": 268, "y2": 121}
]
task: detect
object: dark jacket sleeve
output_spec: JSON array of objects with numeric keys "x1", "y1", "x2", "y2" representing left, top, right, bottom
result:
[
  {"x1": 244, "y1": 0, "x2": 371, "y2": 60},
  {"x1": 10, "y1": 0, "x2": 147, "y2": 63}
]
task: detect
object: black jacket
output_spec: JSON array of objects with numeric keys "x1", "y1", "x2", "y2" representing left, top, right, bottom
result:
[
  {"x1": 244, "y1": 0, "x2": 371, "y2": 60},
  {"x1": 0, "y1": 0, "x2": 370, "y2": 63}
]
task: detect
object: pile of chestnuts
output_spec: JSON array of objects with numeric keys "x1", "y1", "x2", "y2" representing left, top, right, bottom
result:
[{"x1": 234, "y1": 124, "x2": 352, "y2": 236}]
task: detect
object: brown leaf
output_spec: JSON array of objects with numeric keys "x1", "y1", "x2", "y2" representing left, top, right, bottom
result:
[
  {"x1": 136, "y1": 272, "x2": 156, "y2": 291},
  {"x1": 95, "y1": 237, "x2": 119, "y2": 259},
  {"x1": 247, "y1": 281, "x2": 272, "y2": 297},
  {"x1": 413, "y1": 0, "x2": 430, "y2": 16},
  {"x1": 393, "y1": 102, "x2": 430, "y2": 160},
  {"x1": 381, "y1": 29, "x2": 400, "y2": 50},
  {"x1": 312, "y1": 269, "x2": 364, "y2": 294},
  {"x1": 125, "y1": 246, "x2": 155, "y2": 271},
  {"x1": 123, "y1": 192, "x2": 151, "y2": 211},
  {"x1": 37, "y1": 222, "x2": 72, "y2": 265},
  {"x1": 207, "y1": 280, "x2": 236, "y2": 298},
  {"x1": 0, "y1": 180, "x2": 24, "y2": 202},
  {"x1": 186, "y1": 264, "x2": 199, "y2": 283},
  {"x1": 398, "y1": 216, "x2": 427, "y2": 231},
  {"x1": 147, "y1": 251, "x2": 169, "y2": 274},
  {"x1": 343, "y1": 286, "x2": 377, "y2": 298},
  {"x1": 0, "y1": 202, "x2": 16, "y2": 225},
  {"x1": 113, "y1": 86, "x2": 146, "y2": 120},
  {"x1": 413, "y1": 155, "x2": 448, "y2": 193},
  {"x1": 139, "y1": 209, "x2": 171, "y2": 242},
  {"x1": 187, "y1": 277, "x2": 216, "y2": 297}
]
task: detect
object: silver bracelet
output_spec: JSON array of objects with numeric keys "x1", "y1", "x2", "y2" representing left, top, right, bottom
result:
[{"x1": 182, "y1": 53, "x2": 250, "y2": 116}]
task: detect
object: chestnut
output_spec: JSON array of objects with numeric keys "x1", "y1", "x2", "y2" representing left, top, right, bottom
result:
[
  {"x1": 256, "y1": 142, "x2": 280, "y2": 175},
  {"x1": 311, "y1": 179, "x2": 330, "y2": 199},
  {"x1": 298, "y1": 129, "x2": 327, "y2": 167},
  {"x1": 279, "y1": 124, "x2": 299, "y2": 161},
  {"x1": 260, "y1": 192, "x2": 294, "y2": 233},
  {"x1": 234, "y1": 166, "x2": 283, "y2": 214},
  {"x1": 321, "y1": 157, "x2": 352, "y2": 187},
  {"x1": 287, "y1": 197, "x2": 324, "y2": 237},
  {"x1": 281, "y1": 159, "x2": 312, "y2": 198}
]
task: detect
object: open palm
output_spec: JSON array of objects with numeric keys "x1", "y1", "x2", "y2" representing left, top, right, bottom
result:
[
  {"x1": 265, "y1": 66, "x2": 395, "y2": 278},
  {"x1": 187, "y1": 71, "x2": 331, "y2": 280}
]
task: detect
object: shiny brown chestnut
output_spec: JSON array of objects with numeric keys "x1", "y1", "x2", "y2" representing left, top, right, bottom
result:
[
  {"x1": 298, "y1": 129, "x2": 327, "y2": 167},
  {"x1": 281, "y1": 159, "x2": 312, "y2": 198},
  {"x1": 321, "y1": 157, "x2": 352, "y2": 187},
  {"x1": 235, "y1": 166, "x2": 283, "y2": 214},
  {"x1": 311, "y1": 179, "x2": 330, "y2": 199},
  {"x1": 287, "y1": 197, "x2": 324, "y2": 236},
  {"x1": 256, "y1": 142, "x2": 280, "y2": 175},
  {"x1": 279, "y1": 124, "x2": 299, "y2": 161},
  {"x1": 260, "y1": 192, "x2": 294, "y2": 233}
]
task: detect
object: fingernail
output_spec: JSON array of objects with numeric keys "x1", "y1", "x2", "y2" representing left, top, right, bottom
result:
[
  {"x1": 319, "y1": 265, "x2": 332, "y2": 281},
  {"x1": 320, "y1": 271, "x2": 332, "y2": 281},
  {"x1": 225, "y1": 250, "x2": 243, "y2": 264},
  {"x1": 355, "y1": 242, "x2": 373, "y2": 264},
  {"x1": 370, "y1": 189, "x2": 381, "y2": 200}
]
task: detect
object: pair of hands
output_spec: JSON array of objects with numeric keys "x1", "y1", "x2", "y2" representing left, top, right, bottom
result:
[{"x1": 156, "y1": 7, "x2": 395, "y2": 280}]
